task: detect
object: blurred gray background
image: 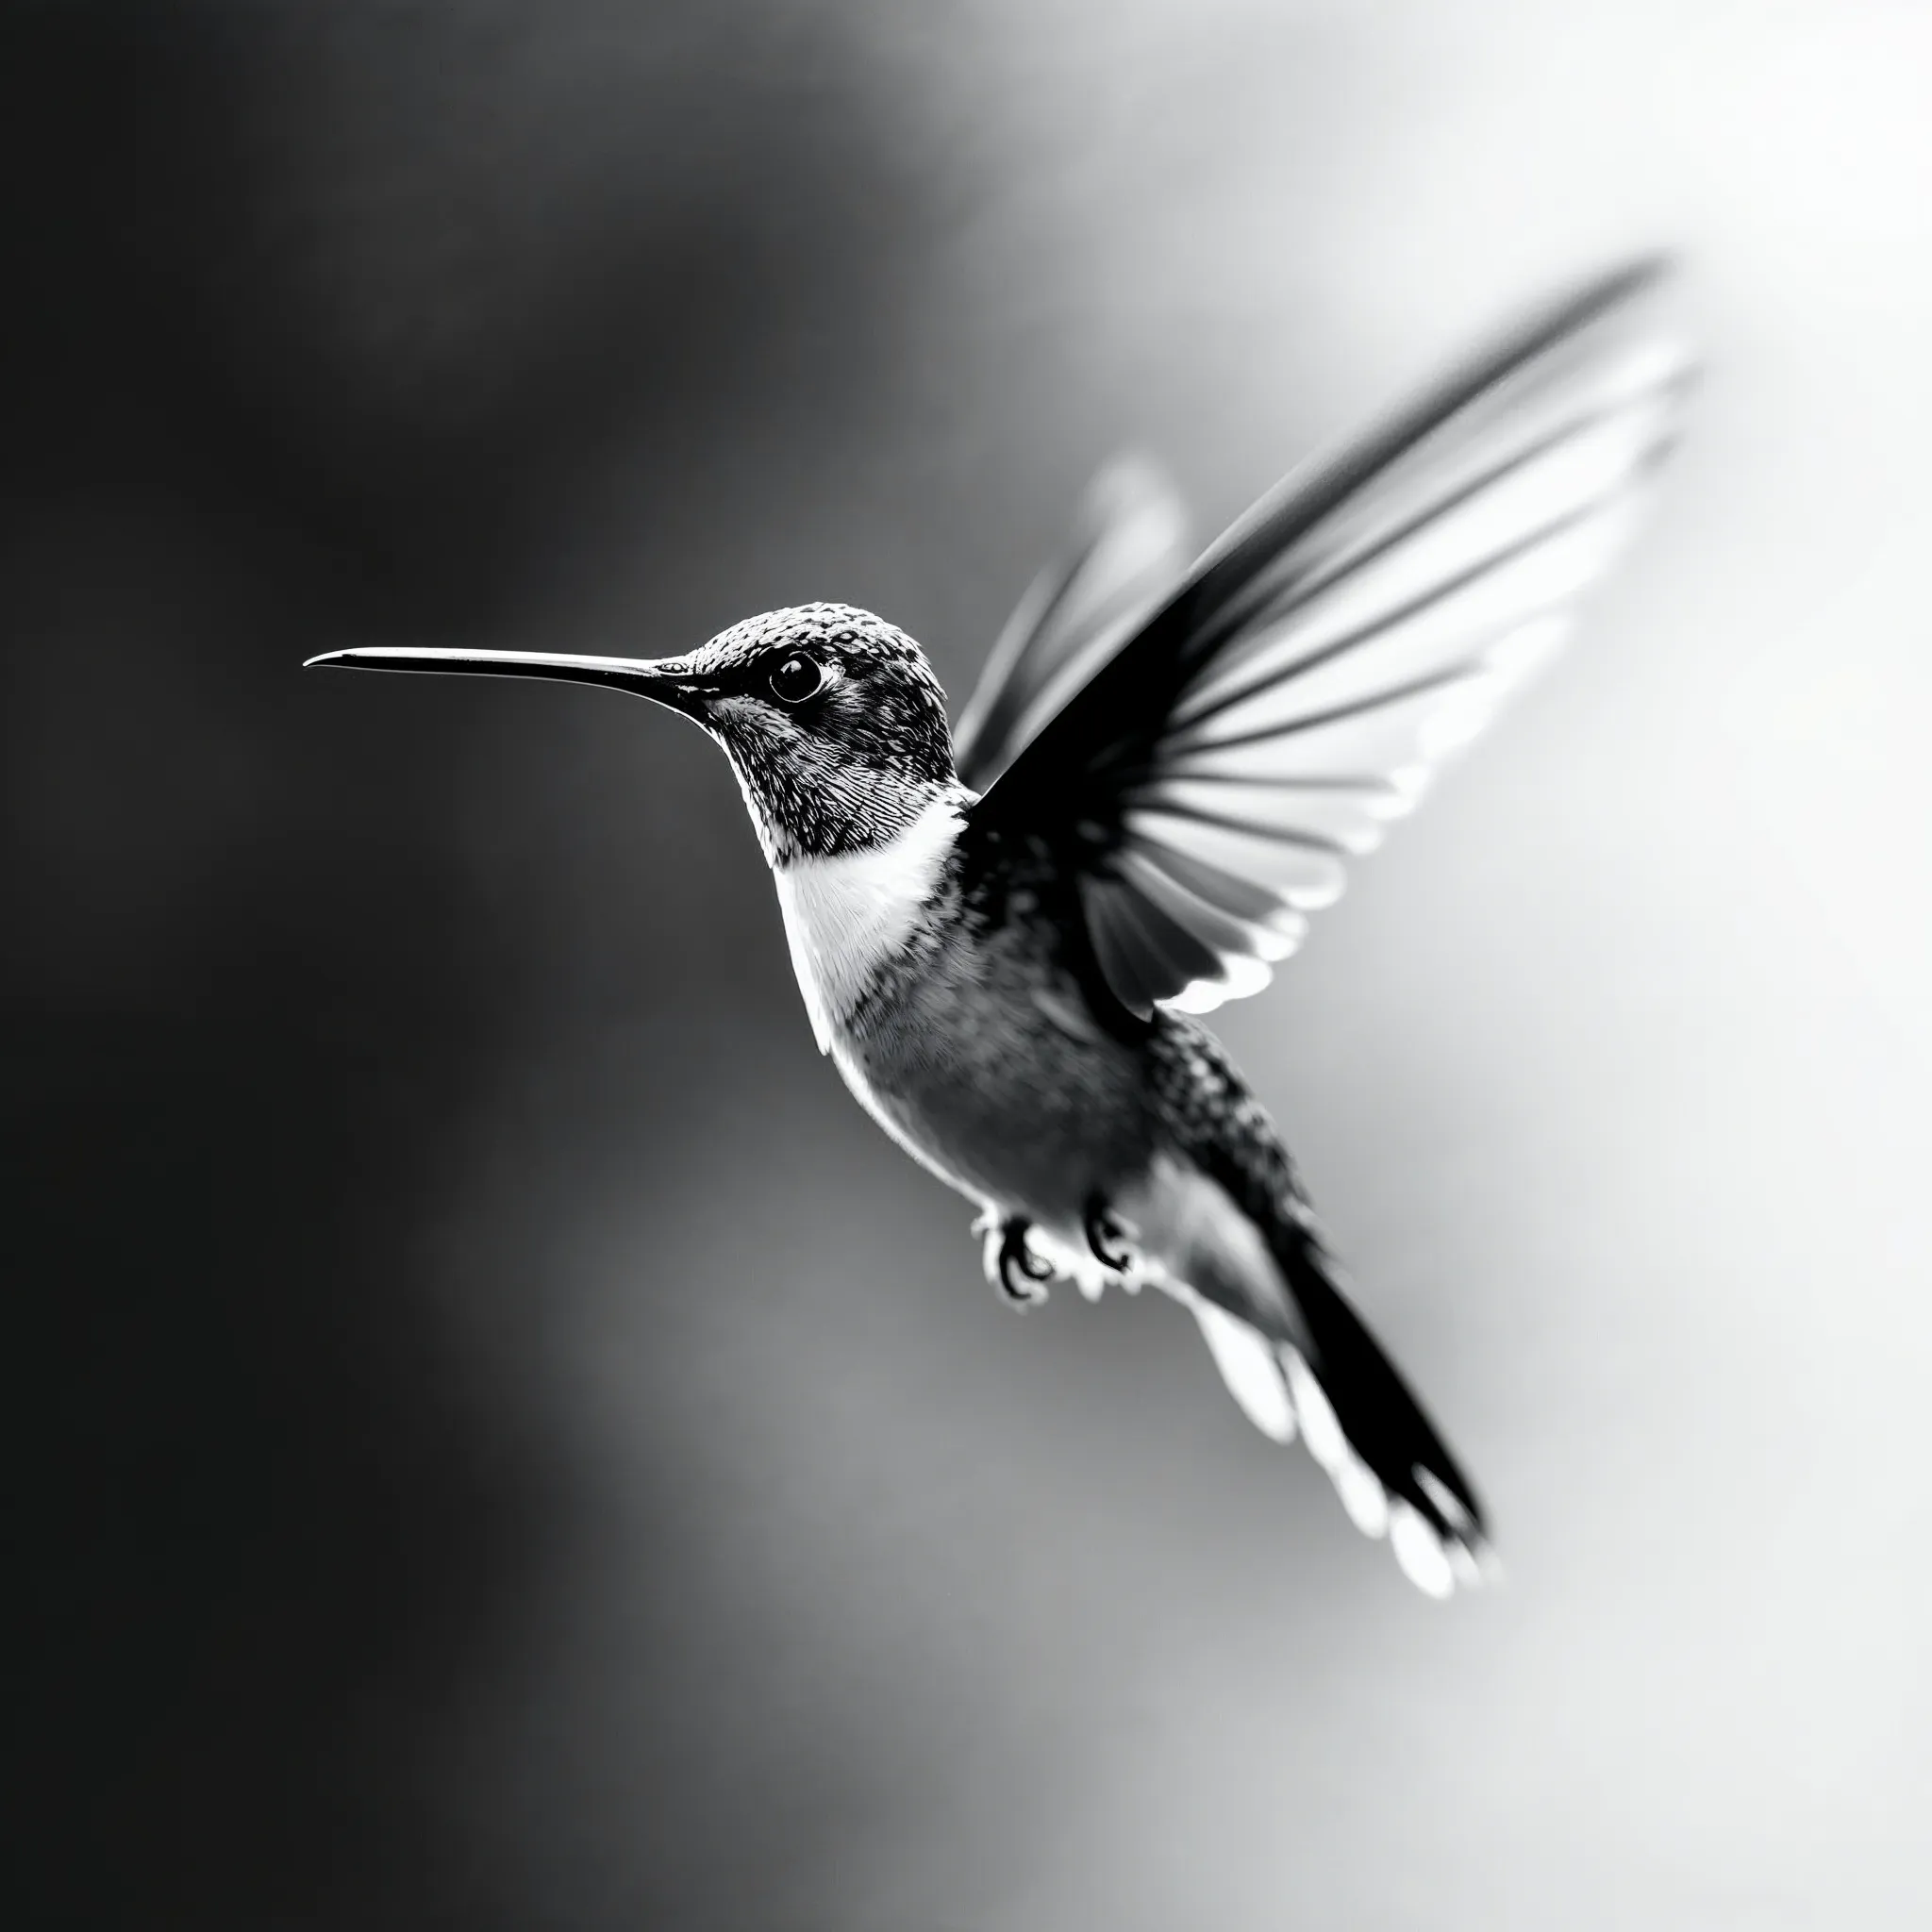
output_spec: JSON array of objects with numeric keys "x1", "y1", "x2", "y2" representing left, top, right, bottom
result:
[{"x1": 7, "y1": 2, "x2": 1929, "y2": 1926}]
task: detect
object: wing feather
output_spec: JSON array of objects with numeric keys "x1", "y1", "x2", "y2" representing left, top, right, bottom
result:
[
  {"x1": 1081, "y1": 875, "x2": 1224, "y2": 1018},
  {"x1": 966, "y1": 260, "x2": 1694, "y2": 1018},
  {"x1": 1118, "y1": 837, "x2": 1310, "y2": 958},
  {"x1": 954, "y1": 457, "x2": 1192, "y2": 791}
]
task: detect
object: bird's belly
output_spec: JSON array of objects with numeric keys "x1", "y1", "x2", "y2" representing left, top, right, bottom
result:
[{"x1": 829, "y1": 957, "x2": 1156, "y2": 1233}]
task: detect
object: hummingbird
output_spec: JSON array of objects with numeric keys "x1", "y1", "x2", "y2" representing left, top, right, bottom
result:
[{"x1": 309, "y1": 261, "x2": 1692, "y2": 1596}]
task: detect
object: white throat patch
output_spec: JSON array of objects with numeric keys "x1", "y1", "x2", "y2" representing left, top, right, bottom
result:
[{"x1": 773, "y1": 794, "x2": 963, "y2": 1053}]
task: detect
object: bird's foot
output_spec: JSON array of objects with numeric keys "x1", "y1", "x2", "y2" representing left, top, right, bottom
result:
[
  {"x1": 1083, "y1": 1196, "x2": 1144, "y2": 1291},
  {"x1": 974, "y1": 1211, "x2": 1058, "y2": 1308}
]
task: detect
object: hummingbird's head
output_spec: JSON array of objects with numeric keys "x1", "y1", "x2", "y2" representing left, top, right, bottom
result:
[
  {"x1": 308, "y1": 602, "x2": 958, "y2": 868},
  {"x1": 675, "y1": 604, "x2": 958, "y2": 864}
]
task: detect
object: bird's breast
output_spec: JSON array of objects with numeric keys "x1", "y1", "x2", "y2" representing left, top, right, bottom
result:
[
  {"x1": 821, "y1": 891, "x2": 1159, "y2": 1228},
  {"x1": 771, "y1": 792, "x2": 965, "y2": 1055},
  {"x1": 768, "y1": 793, "x2": 1158, "y2": 1221}
]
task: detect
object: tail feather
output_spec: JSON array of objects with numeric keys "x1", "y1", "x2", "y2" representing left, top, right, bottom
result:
[
  {"x1": 1191, "y1": 1278, "x2": 1494, "y2": 1596},
  {"x1": 1276, "y1": 1272, "x2": 1494, "y2": 1597},
  {"x1": 1182, "y1": 1203, "x2": 1494, "y2": 1597},
  {"x1": 1150, "y1": 1016, "x2": 1494, "y2": 1595},
  {"x1": 1191, "y1": 1299, "x2": 1297, "y2": 1444}
]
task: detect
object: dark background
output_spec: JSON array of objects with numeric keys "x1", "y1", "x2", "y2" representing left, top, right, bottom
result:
[{"x1": 8, "y1": 2, "x2": 1929, "y2": 1926}]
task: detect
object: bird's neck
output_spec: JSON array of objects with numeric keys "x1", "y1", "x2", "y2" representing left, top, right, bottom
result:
[
  {"x1": 722, "y1": 732, "x2": 962, "y2": 868},
  {"x1": 771, "y1": 785, "x2": 971, "y2": 1054}
]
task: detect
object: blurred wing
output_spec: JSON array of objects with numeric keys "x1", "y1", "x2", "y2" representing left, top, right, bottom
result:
[
  {"x1": 967, "y1": 259, "x2": 1696, "y2": 1020},
  {"x1": 953, "y1": 456, "x2": 1192, "y2": 792}
]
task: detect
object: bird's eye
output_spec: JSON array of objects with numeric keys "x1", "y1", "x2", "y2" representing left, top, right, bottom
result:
[{"x1": 767, "y1": 652, "x2": 825, "y2": 705}]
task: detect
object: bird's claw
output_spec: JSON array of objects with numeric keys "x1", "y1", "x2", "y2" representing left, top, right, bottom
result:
[
  {"x1": 978, "y1": 1213, "x2": 1058, "y2": 1308},
  {"x1": 1084, "y1": 1197, "x2": 1141, "y2": 1278}
]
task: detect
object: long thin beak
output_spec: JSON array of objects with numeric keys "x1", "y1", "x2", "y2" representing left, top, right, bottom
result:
[{"x1": 303, "y1": 647, "x2": 707, "y2": 714}]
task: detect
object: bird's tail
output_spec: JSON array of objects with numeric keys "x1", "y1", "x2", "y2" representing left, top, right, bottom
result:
[
  {"x1": 1188, "y1": 1198, "x2": 1495, "y2": 1599},
  {"x1": 1149, "y1": 1017, "x2": 1493, "y2": 1593}
]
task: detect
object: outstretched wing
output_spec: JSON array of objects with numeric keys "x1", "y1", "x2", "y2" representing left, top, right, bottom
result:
[
  {"x1": 953, "y1": 456, "x2": 1192, "y2": 793},
  {"x1": 964, "y1": 259, "x2": 1696, "y2": 1020}
]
